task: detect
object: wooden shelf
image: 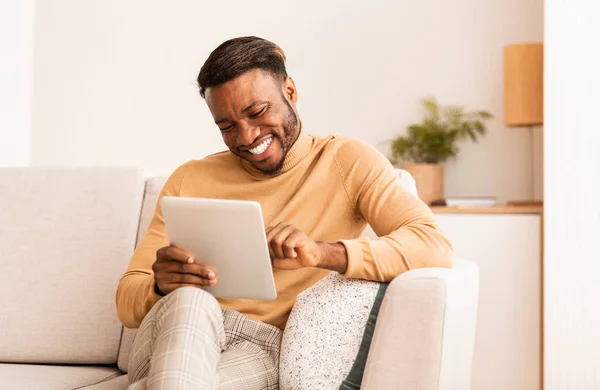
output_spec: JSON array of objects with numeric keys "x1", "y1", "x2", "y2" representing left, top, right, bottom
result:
[{"x1": 430, "y1": 205, "x2": 543, "y2": 215}]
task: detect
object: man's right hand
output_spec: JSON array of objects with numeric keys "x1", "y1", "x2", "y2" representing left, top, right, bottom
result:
[{"x1": 152, "y1": 245, "x2": 217, "y2": 295}]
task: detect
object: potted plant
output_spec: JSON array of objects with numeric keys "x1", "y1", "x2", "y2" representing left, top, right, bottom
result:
[{"x1": 390, "y1": 97, "x2": 493, "y2": 205}]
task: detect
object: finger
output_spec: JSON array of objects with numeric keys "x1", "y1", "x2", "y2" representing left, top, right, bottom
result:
[
  {"x1": 270, "y1": 238, "x2": 284, "y2": 259},
  {"x1": 157, "y1": 246, "x2": 186, "y2": 263},
  {"x1": 181, "y1": 263, "x2": 216, "y2": 280},
  {"x1": 267, "y1": 223, "x2": 292, "y2": 257},
  {"x1": 270, "y1": 225, "x2": 297, "y2": 259},
  {"x1": 169, "y1": 279, "x2": 217, "y2": 290},
  {"x1": 268, "y1": 243, "x2": 276, "y2": 262},
  {"x1": 282, "y1": 231, "x2": 304, "y2": 258},
  {"x1": 167, "y1": 272, "x2": 217, "y2": 286},
  {"x1": 266, "y1": 223, "x2": 290, "y2": 259},
  {"x1": 164, "y1": 246, "x2": 194, "y2": 264},
  {"x1": 272, "y1": 257, "x2": 302, "y2": 270},
  {"x1": 163, "y1": 261, "x2": 216, "y2": 280},
  {"x1": 265, "y1": 222, "x2": 290, "y2": 243}
]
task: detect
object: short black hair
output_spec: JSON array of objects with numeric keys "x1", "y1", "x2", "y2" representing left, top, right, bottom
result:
[{"x1": 197, "y1": 36, "x2": 288, "y2": 98}]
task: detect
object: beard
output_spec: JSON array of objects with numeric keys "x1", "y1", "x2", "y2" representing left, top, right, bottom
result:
[
  {"x1": 260, "y1": 96, "x2": 299, "y2": 174},
  {"x1": 232, "y1": 95, "x2": 299, "y2": 175}
]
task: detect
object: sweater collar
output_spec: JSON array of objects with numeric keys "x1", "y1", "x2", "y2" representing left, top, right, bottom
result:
[{"x1": 240, "y1": 124, "x2": 312, "y2": 178}]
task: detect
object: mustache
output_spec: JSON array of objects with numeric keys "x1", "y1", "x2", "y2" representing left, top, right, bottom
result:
[{"x1": 236, "y1": 132, "x2": 278, "y2": 153}]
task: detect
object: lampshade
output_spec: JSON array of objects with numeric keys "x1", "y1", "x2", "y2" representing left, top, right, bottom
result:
[{"x1": 503, "y1": 43, "x2": 544, "y2": 126}]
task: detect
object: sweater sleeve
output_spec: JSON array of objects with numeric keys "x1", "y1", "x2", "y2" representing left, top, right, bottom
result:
[
  {"x1": 334, "y1": 139, "x2": 453, "y2": 282},
  {"x1": 116, "y1": 162, "x2": 189, "y2": 328}
]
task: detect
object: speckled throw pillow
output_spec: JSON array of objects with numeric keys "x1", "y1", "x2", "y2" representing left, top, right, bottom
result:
[{"x1": 279, "y1": 272, "x2": 381, "y2": 390}]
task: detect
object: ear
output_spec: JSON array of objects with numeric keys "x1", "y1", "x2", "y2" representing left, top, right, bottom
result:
[{"x1": 283, "y1": 76, "x2": 298, "y2": 107}]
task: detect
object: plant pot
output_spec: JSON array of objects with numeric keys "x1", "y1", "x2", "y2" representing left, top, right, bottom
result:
[{"x1": 398, "y1": 163, "x2": 444, "y2": 205}]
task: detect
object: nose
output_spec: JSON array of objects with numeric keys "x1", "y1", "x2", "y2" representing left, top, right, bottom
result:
[{"x1": 236, "y1": 121, "x2": 261, "y2": 147}]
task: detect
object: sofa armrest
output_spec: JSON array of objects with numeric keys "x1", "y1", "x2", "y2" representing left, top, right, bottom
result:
[{"x1": 361, "y1": 259, "x2": 479, "y2": 390}]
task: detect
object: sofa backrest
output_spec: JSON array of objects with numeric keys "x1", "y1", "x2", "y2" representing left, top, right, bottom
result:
[
  {"x1": 0, "y1": 167, "x2": 145, "y2": 365},
  {"x1": 361, "y1": 169, "x2": 418, "y2": 239}
]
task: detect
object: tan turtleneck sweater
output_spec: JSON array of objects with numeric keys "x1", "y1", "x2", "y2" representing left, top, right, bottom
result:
[{"x1": 116, "y1": 130, "x2": 453, "y2": 329}]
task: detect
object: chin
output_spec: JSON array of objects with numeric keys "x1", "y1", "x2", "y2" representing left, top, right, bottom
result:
[{"x1": 255, "y1": 158, "x2": 285, "y2": 175}]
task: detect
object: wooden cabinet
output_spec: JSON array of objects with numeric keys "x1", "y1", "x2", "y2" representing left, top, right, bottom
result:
[{"x1": 432, "y1": 206, "x2": 543, "y2": 390}]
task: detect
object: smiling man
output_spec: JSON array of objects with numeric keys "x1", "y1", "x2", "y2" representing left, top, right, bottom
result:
[
  {"x1": 117, "y1": 37, "x2": 453, "y2": 390},
  {"x1": 207, "y1": 73, "x2": 299, "y2": 174}
]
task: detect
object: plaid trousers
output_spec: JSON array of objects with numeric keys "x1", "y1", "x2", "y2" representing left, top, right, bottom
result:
[{"x1": 127, "y1": 287, "x2": 282, "y2": 390}]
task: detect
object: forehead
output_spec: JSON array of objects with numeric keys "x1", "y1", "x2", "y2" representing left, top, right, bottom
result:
[{"x1": 205, "y1": 69, "x2": 281, "y2": 110}]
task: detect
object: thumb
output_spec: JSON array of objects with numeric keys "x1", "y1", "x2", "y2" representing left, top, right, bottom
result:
[
  {"x1": 272, "y1": 258, "x2": 300, "y2": 270},
  {"x1": 295, "y1": 243, "x2": 320, "y2": 267},
  {"x1": 295, "y1": 244, "x2": 310, "y2": 258}
]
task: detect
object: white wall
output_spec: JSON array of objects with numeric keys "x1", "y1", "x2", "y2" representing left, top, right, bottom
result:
[
  {"x1": 31, "y1": 0, "x2": 542, "y2": 201},
  {"x1": 544, "y1": 0, "x2": 600, "y2": 388},
  {"x1": 0, "y1": 0, "x2": 34, "y2": 167}
]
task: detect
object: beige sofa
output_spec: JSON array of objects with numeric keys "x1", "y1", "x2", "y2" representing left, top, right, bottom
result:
[{"x1": 0, "y1": 167, "x2": 479, "y2": 390}]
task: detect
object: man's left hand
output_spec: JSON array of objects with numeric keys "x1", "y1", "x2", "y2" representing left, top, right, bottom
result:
[{"x1": 265, "y1": 223, "x2": 323, "y2": 270}]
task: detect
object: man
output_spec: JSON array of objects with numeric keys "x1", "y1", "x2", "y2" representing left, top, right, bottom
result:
[{"x1": 117, "y1": 36, "x2": 453, "y2": 390}]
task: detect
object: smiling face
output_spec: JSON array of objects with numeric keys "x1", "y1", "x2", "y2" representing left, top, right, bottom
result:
[{"x1": 204, "y1": 69, "x2": 300, "y2": 174}]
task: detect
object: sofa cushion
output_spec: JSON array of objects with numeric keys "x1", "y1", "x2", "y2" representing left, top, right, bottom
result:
[
  {"x1": 0, "y1": 364, "x2": 122, "y2": 390},
  {"x1": 279, "y1": 272, "x2": 381, "y2": 389},
  {"x1": 80, "y1": 373, "x2": 129, "y2": 389},
  {"x1": 117, "y1": 327, "x2": 137, "y2": 373},
  {"x1": 0, "y1": 167, "x2": 144, "y2": 364}
]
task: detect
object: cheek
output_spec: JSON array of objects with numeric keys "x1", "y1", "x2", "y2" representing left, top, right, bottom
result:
[
  {"x1": 222, "y1": 132, "x2": 236, "y2": 148},
  {"x1": 263, "y1": 108, "x2": 287, "y2": 127}
]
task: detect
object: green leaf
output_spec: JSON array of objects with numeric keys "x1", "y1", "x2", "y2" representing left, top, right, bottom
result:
[
  {"x1": 475, "y1": 110, "x2": 493, "y2": 120},
  {"x1": 473, "y1": 120, "x2": 486, "y2": 135},
  {"x1": 422, "y1": 97, "x2": 440, "y2": 121},
  {"x1": 388, "y1": 97, "x2": 492, "y2": 164}
]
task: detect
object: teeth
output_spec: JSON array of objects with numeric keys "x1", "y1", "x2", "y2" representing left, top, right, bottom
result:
[{"x1": 249, "y1": 138, "x2": 272, "y2": 155}]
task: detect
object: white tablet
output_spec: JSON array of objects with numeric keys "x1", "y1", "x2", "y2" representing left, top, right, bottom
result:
[{"x1": 160, "y1": 196, "x2": 277, "y2": 301}]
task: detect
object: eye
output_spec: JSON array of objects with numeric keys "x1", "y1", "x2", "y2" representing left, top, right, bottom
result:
[
  {"x1": 249, "y1": 106, "x2": 268, "y2": 119},
  {"x1": 219, "y1": 124, "x2": 234, "y2": 132}
]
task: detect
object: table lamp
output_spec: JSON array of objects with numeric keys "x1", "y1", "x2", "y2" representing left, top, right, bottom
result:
[{"x1": 503, "y1": 42, "x2": 544, "y2": 206}]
